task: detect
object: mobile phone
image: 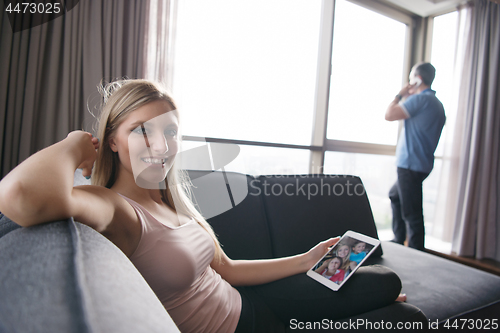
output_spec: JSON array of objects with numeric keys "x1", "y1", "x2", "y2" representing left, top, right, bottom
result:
[{"x1": 410, "y1": 76, "x2": 422, "y2": 88}]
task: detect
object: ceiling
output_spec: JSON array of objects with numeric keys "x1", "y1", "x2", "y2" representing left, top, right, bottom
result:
[{"x1": 379, "y1": 0, "x2": 468, "y2": 17}]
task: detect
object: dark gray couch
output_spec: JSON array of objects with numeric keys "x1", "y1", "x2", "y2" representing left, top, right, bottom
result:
[
  {"x1": 187, "y1": 171, "x2": 500, "y2": 331},
  {"x1": 1, "y1": 170, "x2": 499, "y2": 332}
]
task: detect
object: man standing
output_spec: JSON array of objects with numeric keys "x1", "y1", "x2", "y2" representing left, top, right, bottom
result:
[{"x1": 385, "y1": 63, "x2": 446, "y2": 251}]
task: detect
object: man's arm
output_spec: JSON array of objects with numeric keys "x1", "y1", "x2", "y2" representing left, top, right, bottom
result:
[
  {"x1": 385, "y1": 84, "x2": 412, "y2": 121},
  {"x1": 385, "y1": 97, "x2": 409, "y2": 121}
]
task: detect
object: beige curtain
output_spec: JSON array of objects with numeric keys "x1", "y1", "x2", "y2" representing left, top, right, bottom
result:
[
  {"x1": 0, "y1": 0, "x2": 149, "y2": 178},
  {"x1": 144, "y1": 0, "x2": 176, "y2": 89},
  {"x1": 449, "y1": 0, "x2": 500, "y2": 260}
]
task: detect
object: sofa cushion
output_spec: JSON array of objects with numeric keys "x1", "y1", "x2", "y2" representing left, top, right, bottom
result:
[
  {"x1": 256, "y1": 175, "x2": 382, "y2": 258},
  {"x1": 0, "y1": 214, "x2": 21, "y2": 237},
  {"x1": 368, "y1": 241, "x2": 500, "y2": 323},
  {"x1": 188, "y1": 170, "x2": 274, "y2": 260},
  {"x1": 283, "y1": 302, "x2": 427, "y2": 333},
  {"x1": 0, "y1": 215, "x2": 179, "y2": 333}
]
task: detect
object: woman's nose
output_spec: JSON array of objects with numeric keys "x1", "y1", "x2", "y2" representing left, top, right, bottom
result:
[{"x1": 148, "y1": 132, "x2": 169, "y2": 154}]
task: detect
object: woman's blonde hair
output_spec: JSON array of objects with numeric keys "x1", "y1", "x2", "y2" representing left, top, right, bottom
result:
[
  {"x1": 336, "y1": 243, "x2": 352, "y2": 272},
  {"x1": 91, "y1": 79, "x2": 222, "y2": 262}
]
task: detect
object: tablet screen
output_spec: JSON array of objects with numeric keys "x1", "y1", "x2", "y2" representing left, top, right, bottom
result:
[{"x1": 306, "y1": 230, "x2": 380, "y2": 291}]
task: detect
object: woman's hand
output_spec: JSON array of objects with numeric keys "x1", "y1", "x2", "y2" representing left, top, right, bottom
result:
[
  {"x1": 303, "y1": 237, "x2": 340, "y2": 272},
  {"x1": 67, "y1": 131, "x2": 99, "y2": 178}
]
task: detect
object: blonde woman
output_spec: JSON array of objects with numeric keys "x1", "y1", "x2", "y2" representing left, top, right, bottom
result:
[
  {"x1": 336, "y1": 243, "x2": 353, "y2": 276},
  {"x1": 0, "y1": 79, "x2": 407, "y2": 332}
]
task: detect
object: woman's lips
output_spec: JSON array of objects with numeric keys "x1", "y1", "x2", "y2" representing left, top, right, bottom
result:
[{"x1": 141, "y1": 157, "x2": 167, "y2": 167}]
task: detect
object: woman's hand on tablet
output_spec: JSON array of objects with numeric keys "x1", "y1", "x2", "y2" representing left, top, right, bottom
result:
[{"x1": 304, "y1": 237, "x2": 340, "y2": 272}]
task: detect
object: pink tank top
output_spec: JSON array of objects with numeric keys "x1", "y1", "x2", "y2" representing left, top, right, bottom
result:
[{"x1": 119, "y1": 195, "x2": 241, "y2": 333}]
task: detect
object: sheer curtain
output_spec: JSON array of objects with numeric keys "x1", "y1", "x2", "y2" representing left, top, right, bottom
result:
[
  {"x1": 0, "y1": 0, "x2": 149, "y2": 178},
  {"x1": 144, "y1": 0, "x2": 176, "y2": 89},
  {"x1": 447, "y1": 0, "x2": 500, "y2": 260},
  {"x1": 428, "y1": 10, "x2": 465, "y2": 246}
]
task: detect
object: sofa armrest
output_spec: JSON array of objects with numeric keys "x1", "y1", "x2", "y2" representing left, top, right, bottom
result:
[{"x1": 0, "y1": 214, "x2": 179, "y2": 333}]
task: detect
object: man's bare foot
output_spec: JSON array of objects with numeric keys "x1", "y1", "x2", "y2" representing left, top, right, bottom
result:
[{"x1": 396, "y1": 294, "x2": 407, "y2": 302}]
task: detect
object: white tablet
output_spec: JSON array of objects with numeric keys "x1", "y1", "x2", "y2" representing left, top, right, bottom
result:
[{"x1": 306, "y1": 230, "x2": 380, "y2": 291}]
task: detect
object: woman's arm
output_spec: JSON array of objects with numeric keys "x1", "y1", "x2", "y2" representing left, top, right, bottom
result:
[
  {"x1": 211, "y1": 237, "x2": 339, "y2": 286},
  {"x1": 0, "y1": 131, "x2": 140, "y2": 255},
  {"x1": 0, "y1": 131, "x2": 98, "y2": 225}
]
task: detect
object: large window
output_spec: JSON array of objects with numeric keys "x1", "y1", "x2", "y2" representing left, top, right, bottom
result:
[
  {"x1": 327, "y1": 0, "x2": 406, "y2": 145},
  {"x1": 173, "y1": 0, "x2": 322, "y2": 146},
  {"x1": 320, "y1": 0, "x2": 410, "y2": 239},
  {"x1": 173, "y1": 0, "x2": 416, "y2": 235}
]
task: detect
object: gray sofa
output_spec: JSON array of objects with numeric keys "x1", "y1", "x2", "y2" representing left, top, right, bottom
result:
[
  {"x1": 0, "y1": 216, "x2": 180, "y2": 333},
  {"x1": 1, "y1": 170, "x2": 499, "y2": 332}
]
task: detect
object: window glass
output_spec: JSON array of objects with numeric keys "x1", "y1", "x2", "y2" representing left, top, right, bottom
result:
[
  {"x1": 420, "y1": 11, "x2": 459, "y2": 254},
  {"x1": 173, "y1": 0, "x2": 322, "y2": 145},
  {"x1": 181, "y1": 140, "x2": 310, "y2": 176},
  {"x1": 422, "y1": 158, "x2": 441, "y2": 237},
  {"x1": 326, "y1": 0, "x2": 406, "y2": 145},
  {"x1": 431, "y1": 11, "x2": 459, "y2": 157},
  {"x1": 323, "y1": 152, "x2": 450, "y2": 252},
  {"x1": 323, "y1": 151, "x2": 396, "y2": 233}
]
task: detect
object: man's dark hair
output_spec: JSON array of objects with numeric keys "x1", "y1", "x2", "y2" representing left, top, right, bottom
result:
[{"x1": 414, "y1": 63, "x2": 436, "y2": 86}]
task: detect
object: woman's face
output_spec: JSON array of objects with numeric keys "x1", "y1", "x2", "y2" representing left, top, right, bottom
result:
[
  {"x1": 110, "y1": 100, "x2": 179, "y2": 188},
  {"x1": 337, "y1": 245, "x2": 350, "y2": 259},
  {"x1": 327, "y1": 258, "x2": 341, "y2": 273},
  {"x1": 353, "y1": 242, "x2": 366, "y2": 254}
]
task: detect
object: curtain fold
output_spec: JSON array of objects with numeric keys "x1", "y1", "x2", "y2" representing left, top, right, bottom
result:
[
  {"x1": 144, "y1": 0, "x2": 176, "y2": 89},
  {"x1": 451, "y1": 0, "x2": 500, "y2": 260},
  {"x1": 0, "y1": 0, "x2": 150, "y2": 178},
  {"x1": 429, "y1": 8, "x2": 466, "y2": 245}
]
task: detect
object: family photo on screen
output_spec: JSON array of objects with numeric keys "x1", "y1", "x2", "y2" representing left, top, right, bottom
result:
[{"x1": 313, "y1": 237, "x2": 375, "y2": 286}]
